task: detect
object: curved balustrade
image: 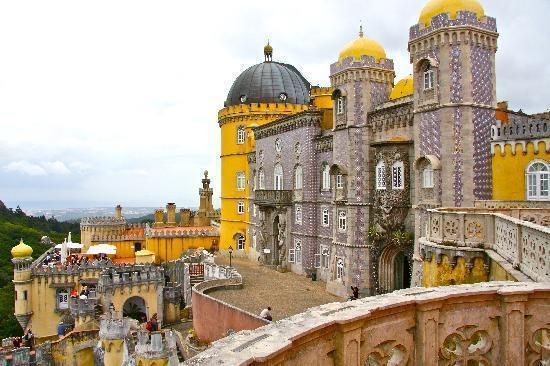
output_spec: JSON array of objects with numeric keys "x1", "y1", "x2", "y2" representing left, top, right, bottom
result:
[{"x1": 185, "y1": 282, "x2": 550, "y2": 365}]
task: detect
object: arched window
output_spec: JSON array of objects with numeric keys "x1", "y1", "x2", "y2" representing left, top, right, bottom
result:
[
  {"x1": 336, "y1": 97, "x2": 345, "y2": 115},
  {"x1": 236, "y1": 126, "x2": 246, "y2": 144},
  {"x1": 236, "y1": 234, "x2": 245, "y2": 250},
  {"x1": 376, "y1": 161, "x2": 386, "y2": 190},
  {"x1": 526, "y1": 161, "x2": 549, "y2": 200},
  {"x1": 274, "y1": 163, "x2": 283, "y2": 190},
  {"x1": 321, "y1": 163, "x2": 330, "y2": 190},
  {"x1": 294, "y1": 165, "x2": 303, "y2": 190},
  {"x1": 258, "y1": 168, "x2": 265, "y2": 189},
  {"x1": 392, "y1": 161, "x2": 405, "y2": 190},
  {"x1": 336, "y1": 258, "x2": 344, "y2": 280},
  {"x1": 338, "y1": 211, "x2": 347, "y2": 232},
  {"x1": 295, "y1": 205, "x2": 302, "y2": 225},
  {"x1": 423, "y1": 166, "x2": 434, "y2": 188},
  {"x1": 423, "y1": 64, "x2": 434, "y2": 90}
]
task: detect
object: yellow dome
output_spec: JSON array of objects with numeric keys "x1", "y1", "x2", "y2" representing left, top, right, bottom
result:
[
  {"x1": 419, "y1": 0, "x2": 485, "y2": 26},
  {"x1": 338, "y1": 27, "x2": 386, "y2": 63},
  {"x1": 11, "y1": 239, "x2": 33, "y2": 258},
  {"x1": 389, "y1": 75, "x2": 414, "y2": 100}
]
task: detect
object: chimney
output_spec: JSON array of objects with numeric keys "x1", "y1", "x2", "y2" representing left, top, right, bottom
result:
[
  {"x1": 154, "y1": 209, "x2": 164, "y2": 228},
  {"x1": 166, "y1": 203, "x2": 176, "y2": 227},
  {"x1": 115, "y1": 205, "x2": 122, "y2": 219},
  {"x1": 180, "y1": 209, "x2": 191, "y2": 226}
]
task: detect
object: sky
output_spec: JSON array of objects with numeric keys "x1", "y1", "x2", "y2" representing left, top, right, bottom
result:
[{"x1": 0, "y1": 0, "x2": 548, "y2": 209}]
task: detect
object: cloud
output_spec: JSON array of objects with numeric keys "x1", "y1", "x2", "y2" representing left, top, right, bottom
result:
[
  {"x1": 4, "y1": 161, "x2": 47, "y2": 176},
  {"x1": 3, "y1": 160, "x2": 71, "y2": 176}
]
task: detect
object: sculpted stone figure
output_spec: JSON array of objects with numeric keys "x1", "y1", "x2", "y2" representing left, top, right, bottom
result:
[{"x1": 277, "y1": 215, "x2": 287, "y2": 264}]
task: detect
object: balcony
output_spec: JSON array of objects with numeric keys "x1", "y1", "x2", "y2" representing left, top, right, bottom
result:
[{"x1": 254, "y1": 190, "x2": 293, "y2": 206}]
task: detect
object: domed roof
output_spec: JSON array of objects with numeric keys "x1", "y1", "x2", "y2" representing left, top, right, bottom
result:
[
  {"x1": 419, "y1": 0, "x2": 485, "y2": 26},
  {"x1": 11, "y1": 239, "x2": 33, "y2": 258},
  {"x1": 389, "y1": 75, "x2": 414, "y2": 100},
  {"x1": 225, "y1": 45, "x2": 311, "y2": 107},
  {"x1": 338, "y1": 26, "x2": 386, "y2": 63}
]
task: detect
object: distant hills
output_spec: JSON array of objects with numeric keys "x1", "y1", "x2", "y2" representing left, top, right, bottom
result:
[
  {"x1": 0, "y1": 200, "x2": 81, "y2": 337},
  {"x1": 25, "y1": 206, "x2": 160, "y2": 222}
]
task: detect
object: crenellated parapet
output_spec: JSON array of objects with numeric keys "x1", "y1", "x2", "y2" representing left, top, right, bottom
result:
[
  {"x1": 409, "y1": 11, "x2": 497, "y2": 43},
  {"x1": 90, "y1": 233, "x2": 145, "y2": 242},
  {"x1": 492, "y1": 115, "x2": 550, "y2": 142},
  {"x1": 97, "y1": 265, "x2": 164, "y2": 293},
  {"x1": 218, "y1": 102, "x2": 309, "y2": 126},
  {"x1": 147, "y1": 226, "x2": 219, "y2": 238},
  {"x1": 135, "y1": 329, "x2": 179, "y2": 361},
  {"x1": 329, "y1": 55, "x2": 394, "y2": 86},
  {"x1": 80, "y1": 216, "x2": 127, "y2": 226}
]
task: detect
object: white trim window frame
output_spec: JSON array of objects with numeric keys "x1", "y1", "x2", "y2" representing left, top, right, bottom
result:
[
  {"x1": 314, "y1": 253, "x2": 321, "y2": 268},
  {"x1": 288, "y1": 248, "x2": 295, "y2": 263},
  {"x1": 424, "y1": 67, "x2": 434, "y2": 90},
  {"x1": 236, "y1": 234, "x2": 245, "y2": 250},
  {"x1": 57, "y1": 289, "x2": 69, "y2": 310},
  {"x1": 321, "y1": 164, "x2": 330, "y2": 191},
  {"x1": 376, "y1": 161, "x2": 386, "y2": 190},
  {"x1": 336, "y1": 258, "x2": 344, "y2": 280},
  {"x1": 336, "y1": 97, "x2": 345, "y2": 115},
  {"x1": 336, "y1": 174, "x2": 344, "y2": 189},
  {"x1": 258, "y1": 169, "x2": 265, "y2": 190},
  {"x1": 236, "y1": 171, "x2": 246, "y2": 191},
  {"x1": 295, "y1": 205, "x2": 302, "y2": 225},
  {"x1": 236, "y1": 126, "x2": 246, "y2": 144},
  {"x1": 338, "y1": 210, "x2": 347, "y2": 232},
  {"x1": 526, "y1": 160, "x2": 550, "y2": 200},
  {"x1": 392, "y1": 161, "x2": 405, "y2": 190},
  {"x1": 274, "y1": 163, "x2": 284, "y2": 190},
  {"x1": 294, "y1": 239, "x2": 302, "y2": 264},
  {"x1": 237, "y1": 201, "x2": 245, "y2": 214},
  {"x1": 294, "y1": 165, "x2": 303, "y2": 190},
  {"x1": 322, "y1": 207, "x2": 330, "y2": 227},
  {"x1": 423, "y1": 166, "x2": 434, "y2": 188},
  {"x1": 321, "y1": 246, "x2": 330, "y2": 269}
]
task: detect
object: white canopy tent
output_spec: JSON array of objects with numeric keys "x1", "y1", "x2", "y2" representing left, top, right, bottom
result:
[{"x1": 85, "y1": 244, "x2": 117, "y2": 255}]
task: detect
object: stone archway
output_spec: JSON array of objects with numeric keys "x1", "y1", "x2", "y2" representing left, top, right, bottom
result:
[
  {"x1": 378, "y1": 245, "x2": 411, "y2": 294},
  {"x1": 123, "y1": 296, "x2": 147, "y2": 322}
]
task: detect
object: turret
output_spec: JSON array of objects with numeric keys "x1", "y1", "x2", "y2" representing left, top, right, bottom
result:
[
  {"x1": 99, "y1": 314, "x2": 133, "y2": 366},
  {"x1": 11, "y1": 239, "x2": 33, "y2": 331},
  {"x1": 114, "y1": 205, "x2": 122, "y2": 219}
]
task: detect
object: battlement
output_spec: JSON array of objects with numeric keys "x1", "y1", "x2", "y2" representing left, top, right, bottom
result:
[
  {"x1": 330, "y1": 55, "x2": 394, "y2": 76},
  {"x1": 491, "y1": 139, "x2": 550, "y2": 156},
  {"x1": 99, "y1": 316, "x2": 135, "y2": 340},
  {"x1": 90, "y1": 233, "x2": 145, "y2": 242},
  {"x1": 310, "y1": 86, "x2": 333, "y2": 96},
  {"x1": 409, "y1": 10, "x2": 497, "y2": 42},
  {"x1": 97, "y1": 265, "x2": 164, "y2": 291},
  {"x1": 69, "y1": 297, "x2": 98, "y2": 318},
  {"x1": 147, "y1": 226, "x2": 219, "y2": 238},
  {"x1": 218, "y1": 102, "x2": 309, "y2": 120},
  {"x1": 492, "y1": 115, "x2": 550, "y2": 142},
  {"x1": 80, "y1": 216, "x2": 127, "y2": 226},
  {"x1": 31, "y1": 262, "x2": 104, "y2": 277}
]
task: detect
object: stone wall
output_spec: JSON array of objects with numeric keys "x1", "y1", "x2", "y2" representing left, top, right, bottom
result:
[{"x1": 184, "y1": 282, "x2": 550, "y2": 365}]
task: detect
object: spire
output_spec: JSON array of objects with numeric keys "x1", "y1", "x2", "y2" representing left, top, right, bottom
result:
[
  {"x1": 359, "y1": 23, "x2": 364, "y2": 38},
  {"x1": 264, "y1": 40, "x2": 273, "y2": 62}
]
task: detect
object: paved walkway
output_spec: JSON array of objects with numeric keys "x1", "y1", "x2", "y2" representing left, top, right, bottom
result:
[{"x1": 209, "y1": 257, "x2": 344, "y2": 321}]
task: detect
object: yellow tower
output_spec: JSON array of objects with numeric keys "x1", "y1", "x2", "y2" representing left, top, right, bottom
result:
[
  {"x1": 11, "y1": 239, "x2": 33, "y2": 332},
  {"x1": 218, "y1": 43, "x2": 311, "y2": 254}
]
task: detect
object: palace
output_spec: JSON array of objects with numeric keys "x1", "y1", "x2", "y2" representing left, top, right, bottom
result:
[{"x1": 218, "y1": 0, "x2": 550, "y2": 298}]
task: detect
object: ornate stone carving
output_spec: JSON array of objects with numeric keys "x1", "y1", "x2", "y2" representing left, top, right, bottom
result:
[
  {"x1": 277, "y1": 215, "x2": 287, "y2": 264},
  {"x1": 439, "y1": 326, "x2": 492, "y2": 365},
  {"x1": 525, "y1": 328, "x2": 550, "y2": 365},
  {"x1": 315, "y1": 135, "x2": 333, "y2": 152},
  {"x1": 366, "y1": 340, "x2": 408, "y2": 366}
]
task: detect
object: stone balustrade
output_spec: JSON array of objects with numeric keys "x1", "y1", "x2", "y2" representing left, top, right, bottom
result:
[
  {"x1": 254, "y1": 190, "x2": 293, "y2": 206},
  {"x1": 99, "y1": 316, "x2": 135, "y2": 340},
  {"x1": 203, "y1": 262, "x2": 239, "y2": 281},
  {"x1": 421, "y1": 208, "x2": 550, "y2": 282},
  {"x1": 97, "y1": 265, "x2": 164, "y2": 292},
  {"x1": 185, "y1": 282, "x2": 550, "y2": 365}
]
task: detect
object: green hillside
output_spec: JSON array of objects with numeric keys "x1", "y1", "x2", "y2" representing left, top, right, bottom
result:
[{"x1": 0, "y1": 200, "x2": 80, "y2": 338}]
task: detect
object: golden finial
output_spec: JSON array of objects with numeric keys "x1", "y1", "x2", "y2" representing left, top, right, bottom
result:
[{"x1": 264, "y1": 39, "x2": 273, "y2": 62}]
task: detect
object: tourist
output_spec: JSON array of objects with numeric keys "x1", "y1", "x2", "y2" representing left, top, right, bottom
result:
[
  {"x1": 22, "y1": 328, "x2": 34, "y2": 348},
  {"x1": 79, "y1": 285, "x2": 90, "y2": 299},
  {"x1": 57, "y1": 322, "x2": 65, "y2": 338},
  {"x1": 70, "y1": 287, "x2": 78, "y2": 298},
  {"x1": 12, "y1": 337, "x2": 22, "y2": 348},
  {"x1": 146, "y1": 313, "x2": 159, "y2": 332},
  {"x1": 260, "y1": 307, "x2": 272, "y2": 321}
]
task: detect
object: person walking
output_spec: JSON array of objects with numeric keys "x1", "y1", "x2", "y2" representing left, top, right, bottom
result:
[{"x1": 260, "y1": 307, "x2": 273, "y2": 321}]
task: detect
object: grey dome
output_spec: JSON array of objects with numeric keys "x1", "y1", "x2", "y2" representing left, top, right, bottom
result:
[{"x1": 225, "y1": 62, "x2": 311, "y2": 107}]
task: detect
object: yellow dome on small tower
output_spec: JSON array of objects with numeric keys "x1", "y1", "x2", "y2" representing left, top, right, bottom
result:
[
  {"x1": 338, "y1": 26, "x2": 386, "y2": 63},
  {"x1": 389, "y1": 75, "x2": 414, "y2": 100},
  {"x1": 419, "y1": 0, "x2": 485, "y2": 26},
  {"x1": 11, "y1": 239, "x2": 33, "y2": 258}
]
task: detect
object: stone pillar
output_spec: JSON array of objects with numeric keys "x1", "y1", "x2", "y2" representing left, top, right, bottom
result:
[
  {"x1": 180, "y1": 209, "x2": 191, "y2": 226},
  {"x1": 334, "y1": 324, "x2": 361, "y2": 366},
  {"x1": 166, "y1": 203, "x2": 176, "y2": 227},
  {"x1": 502, "y1": 292, "x2": 527, "y2": 365},
  {"x1": 416, "y1": 303, "x2": 441, "y2": 365},
  {"x1": 99, "y1": 316, "x2": 132, "y2": 366}
]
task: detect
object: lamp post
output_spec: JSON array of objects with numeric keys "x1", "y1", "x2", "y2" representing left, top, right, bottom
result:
[{"x1": 228, "y1": 245, "x2": 233, "y2": 268}]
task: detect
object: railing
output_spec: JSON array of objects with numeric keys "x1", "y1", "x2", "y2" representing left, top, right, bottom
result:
[
  {"x1": 254, "y1": 190, "x2": 293, "y2": 206},
  {"x1": 423, "y1": 208, "x2": 550, "y2": 282},
  {"x1": 97, "y1": 265, "x2": 164, "y2": 291},
  {"x1": 69, "y1": 297, "x2": 98, "y2": 317}
]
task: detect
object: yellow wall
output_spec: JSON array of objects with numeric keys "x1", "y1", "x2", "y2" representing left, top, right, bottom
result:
[
  {"x1": 109, "y1": 283, "x2": 161, "y2": 321},
  {"x1": 492, "y1": 141, "x2": 549, "y2": 200},
  {"x1": 422, "y1": 256, "x2": 488, "y2": 287},
  {"x1": 218, "y1": 103, "x2": 309, "y2": 253},
  {"x1": 145, "y1": 236, "x2": 217, "y2": 263},
  {"x1": 489, "y1": 259, "x2": 518, "y2": 281}
]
